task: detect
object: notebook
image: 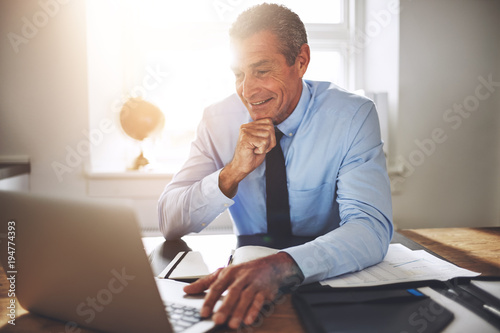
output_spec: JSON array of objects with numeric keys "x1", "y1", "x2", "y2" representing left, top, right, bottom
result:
[
  {"x1": 292, "y1": 284, "x2": 455, "y2": 333},
  {"x1": 0, "y1": 190, "x2": 220, "y2": 333},
  {"x1": 162, "y1": 246, "x2": 279, "y2": 281}
]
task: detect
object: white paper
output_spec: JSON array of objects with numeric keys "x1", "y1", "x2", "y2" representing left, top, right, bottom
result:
[
  {"x1": 321, "y1": 243, "x2": 480, "y2": 288},
  {"x1": 231, "y1": 245, "x2": 278, "y2": 265}
]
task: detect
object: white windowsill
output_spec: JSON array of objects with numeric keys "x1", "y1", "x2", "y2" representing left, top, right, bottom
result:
[
  {"x1": 86, "y1": 170, "x2": 174, "y2": 179},
  {"x1": 85, "y1": 169, "x2": 173, "y2": 198},
  {"x1": 85, "y1": 160, "x2": 405, "y2": 199}
]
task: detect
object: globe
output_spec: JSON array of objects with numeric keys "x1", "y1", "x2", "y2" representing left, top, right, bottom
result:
[{"x1": 119, "y1": 97, "x2": 165, "y2": 169}]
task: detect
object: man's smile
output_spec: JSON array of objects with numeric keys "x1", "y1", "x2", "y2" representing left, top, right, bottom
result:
[{"x1": 250, "y1": 97, "x2": 273, "y2": 106}]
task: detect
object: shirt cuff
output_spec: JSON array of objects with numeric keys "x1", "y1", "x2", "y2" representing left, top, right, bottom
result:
[
  {"x1": 282, "y1": 243, "x2": 328, "y2": 284},
  {"x1": 200, "y1": 169, "x2": 234, "y2": 210}
]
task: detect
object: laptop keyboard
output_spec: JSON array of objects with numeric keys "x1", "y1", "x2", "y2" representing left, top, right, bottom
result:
[{"x1": 166, "y1": 302, "x2": 203, "y2": 332}]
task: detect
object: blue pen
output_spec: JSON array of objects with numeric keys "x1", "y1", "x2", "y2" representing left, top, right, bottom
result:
[{"x1": 407, "y1": 289, "x2": 425, "y2": 297}]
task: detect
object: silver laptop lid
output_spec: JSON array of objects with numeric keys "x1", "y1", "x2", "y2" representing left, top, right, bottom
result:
[{"x1": 0, "y1": 191, "x2": 173, "y2": 333}]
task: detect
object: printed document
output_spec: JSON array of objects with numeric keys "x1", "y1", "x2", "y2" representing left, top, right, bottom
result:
[{"x1": 321, "y1": 243, "x2": 480, "y2": 288}]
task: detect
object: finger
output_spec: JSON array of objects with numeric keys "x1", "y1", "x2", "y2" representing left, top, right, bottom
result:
[
  {"x1": 240, "y1": 132, "x2": 273, "y2": 155},
  {"x1": 264, "y1": 130, "x2": 276, "y2": 154},
  {"x1": 200, "y1": 269, "x2": 237, "y2": 319},
  {"x1": 209, "y1": 275, "x2": 246, "y2": 324},
  {"x1": 244, "y1": 291, "x2": 267, "y2": 325},
  {"x1": 241, "y1": 118, "x2": 274, "y2": 136},
  {"x1": 239, "y1": 127, "x2": 275, "y2": 155},
  {"x1": 183, "y1": 268, "x2": 221, "y2": 295},
  {"x1": 253, "y1": 141, "x2": 271, "y2": 155},
  {"x1": 248, "y1": 117, "x2": 274, "y2": 126},
  {"x1": 227, "y1": 286, "x2": 258, "y2": 329},
  {"x1": 250, "y1": 118, "x2": 276, "y2": 153}
]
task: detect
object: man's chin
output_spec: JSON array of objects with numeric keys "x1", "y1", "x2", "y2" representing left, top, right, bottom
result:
[
  {"x1": 250, "y1": 114, "x2": 276, "y2": 123},
  {"x1": 249, "y1": 107, "x2": 277, "y2": 120}
]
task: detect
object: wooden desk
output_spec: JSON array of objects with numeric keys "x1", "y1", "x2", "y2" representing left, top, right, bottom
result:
[
  {"x1": 1, "y1": 228, "x2": 499, "y2": 332},
  {"x1": 399, "y1": 227, "x2": 500, "y2": 277}
]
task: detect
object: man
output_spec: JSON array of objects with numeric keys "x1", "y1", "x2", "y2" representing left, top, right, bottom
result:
[{"x1": 158, "y1": 3, "x2": 393, "y2": 329}]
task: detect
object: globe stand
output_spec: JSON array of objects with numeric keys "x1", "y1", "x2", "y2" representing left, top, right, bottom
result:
[{"x1": 131, "y1": 151, "x2": 149, "y2": 170}]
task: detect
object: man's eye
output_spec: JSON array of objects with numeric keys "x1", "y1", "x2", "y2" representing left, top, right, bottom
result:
[{"x1": 257, "y1": 70, "x2": 269, "y2": 76}]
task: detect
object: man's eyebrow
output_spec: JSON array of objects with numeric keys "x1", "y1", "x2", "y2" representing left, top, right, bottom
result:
[
  {"x1": 232, "y1": 59, "x2": 273, "y2": 71},
  {"x1": 231, "y1": 59, "x2": 274, "y2": 73},
  {"x1": 250, "y1": 60, "x2": 272, "y2": 68}
]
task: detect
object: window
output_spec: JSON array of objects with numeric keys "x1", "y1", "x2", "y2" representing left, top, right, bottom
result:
[{"x1": 86, "y1": 0, "x2": 352, "y2": 174}]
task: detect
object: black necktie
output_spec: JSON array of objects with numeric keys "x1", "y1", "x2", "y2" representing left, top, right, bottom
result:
[{"x1": 266, "y1": 128, "x2": 292, "y2": 238}]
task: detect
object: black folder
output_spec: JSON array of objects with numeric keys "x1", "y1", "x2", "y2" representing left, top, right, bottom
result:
[{"x1": 292, "y1": 284, "x2": 454, "y2": 333}]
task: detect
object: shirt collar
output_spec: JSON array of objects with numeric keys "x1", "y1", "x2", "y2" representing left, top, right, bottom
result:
[{"x1": 276, "y1": 80, "x2": 311, "y2": 138}]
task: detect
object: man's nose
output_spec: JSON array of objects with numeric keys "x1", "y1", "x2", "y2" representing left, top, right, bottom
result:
[{"x1": 241, "y1": 75, "x2": 260, "y2": 100}]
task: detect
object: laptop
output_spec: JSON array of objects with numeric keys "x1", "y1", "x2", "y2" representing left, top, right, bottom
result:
[{"x1": 0, "y1": 191, "x2": 220, "y2": 333}]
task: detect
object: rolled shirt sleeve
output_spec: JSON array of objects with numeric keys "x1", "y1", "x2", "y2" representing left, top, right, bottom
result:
[{"x1": 158, "y1": 104, "x2": 240, "y2": 239}]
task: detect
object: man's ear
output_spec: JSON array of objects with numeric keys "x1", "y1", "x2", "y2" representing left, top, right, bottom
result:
[{"x1": 296, "y1": 44, "x2": 310, "y2": 78}]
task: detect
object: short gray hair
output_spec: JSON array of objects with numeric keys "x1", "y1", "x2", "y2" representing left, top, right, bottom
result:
[{"x1": 229, "y1": 3, "x2": 308, "y2": 66}]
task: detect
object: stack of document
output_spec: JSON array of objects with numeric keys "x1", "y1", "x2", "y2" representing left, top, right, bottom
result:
[{"x1": 321, "y1": 243, "x2": 480, "y2": 288}]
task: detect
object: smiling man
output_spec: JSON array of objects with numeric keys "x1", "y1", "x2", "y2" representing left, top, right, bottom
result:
[{"x1": 158, "y1": 3, "x2": 393, "y2": 329}]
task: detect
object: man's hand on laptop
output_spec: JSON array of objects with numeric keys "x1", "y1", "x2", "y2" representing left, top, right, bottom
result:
[{"x1": 183, "y1": 252, "x2": 303, "y2": 329}]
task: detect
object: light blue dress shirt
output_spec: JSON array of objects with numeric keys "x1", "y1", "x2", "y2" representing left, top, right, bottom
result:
[{"x1": 158, "y1": 80, "x2": 393, "y2": 284}]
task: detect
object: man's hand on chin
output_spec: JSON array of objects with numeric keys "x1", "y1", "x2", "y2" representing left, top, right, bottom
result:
[
  {"x1": 183, "y1": 251, "x2": 303, "y2": 329},
  {"x1": 218, "y1": 117, "x2": 275, "y2": 198}
]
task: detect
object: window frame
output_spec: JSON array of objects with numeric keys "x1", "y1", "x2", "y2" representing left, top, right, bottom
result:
[{"x1": 86, "y1": 0, "x2": 359, "y2": 175}]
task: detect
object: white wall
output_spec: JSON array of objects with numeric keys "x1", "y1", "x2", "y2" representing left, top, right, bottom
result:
[
  {"x1": 0, "y1": 0, "x2": 89, "y2": 195},
  {"x1": 393, "y1": 0, "x2": 500, "y2": 228}
]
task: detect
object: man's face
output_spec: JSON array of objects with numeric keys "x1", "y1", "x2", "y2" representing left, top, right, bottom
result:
[{"x1": 230, "y1": 30, "x2": 308, "y2": 124}]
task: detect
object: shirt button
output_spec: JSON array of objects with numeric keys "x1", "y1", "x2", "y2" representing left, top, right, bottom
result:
[
  {"x1": 288, "y1": 132, "x2": 293, "y2": 137},
  {"x1": 201, "y1": 223, "x2": 206, "y2": 227},
  {"x1": 224, "y1": 203, "x2": 230, "y2": 207}
]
